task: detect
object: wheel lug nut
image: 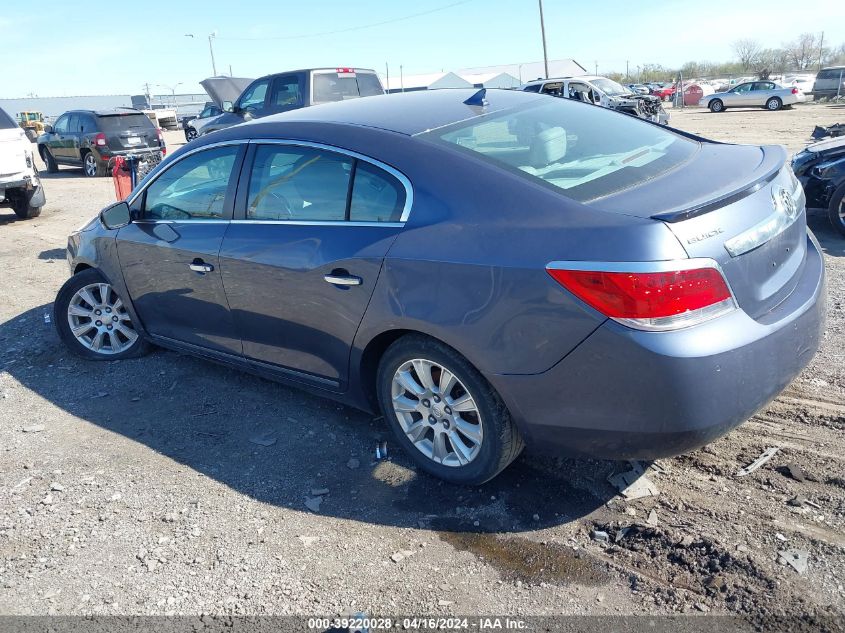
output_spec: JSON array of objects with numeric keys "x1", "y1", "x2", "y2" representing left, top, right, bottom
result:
[
  {"x1": 428, "y1": 414, "x2": 436, "y2": 424},
  {"x1": 444, "y1": 406, "x2": 452, "y2": 415},
  {"x1": 94, "y1": 310, "x2": 101, "y2": 316},
  {"x1": 442, "y1": 419, "x2": 450, "y2": 429},
  {"x1": 422, "y1": 399, "x2": 430, "y2": 408},
  {"x1": 107, "y1": 325, "x2": 113, "y2": 330},
  {"x1": 433, "y1": 395, "x2": 441, "y2": 403},
  {"x1": 95, "y1": 320, "x2": 102, "y2": 326},
  {"x1": 105, "y1": 308, "x2": 112, "y2": 313},
  {"x1": 112, "y1": 316, "x2": 118, "y2": 322}
]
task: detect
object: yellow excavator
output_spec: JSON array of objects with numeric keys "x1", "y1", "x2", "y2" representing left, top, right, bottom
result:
[{"x1": 17, "y1": 111, "x2": 45, "y2": 142}]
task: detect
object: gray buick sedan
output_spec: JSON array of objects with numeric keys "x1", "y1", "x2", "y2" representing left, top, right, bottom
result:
[{"x1": 55, "y1": 89, "x2": 825, "y2": 484}]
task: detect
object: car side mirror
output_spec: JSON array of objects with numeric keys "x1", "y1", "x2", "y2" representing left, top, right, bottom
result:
[
  {"x1": 44, "y1": 124, "x2": 53, "y2": 134},
  {"x1": 222, "y1": 101, "x2": 234, "y2": 113},
  {"x1": 100, "y1": 201, "x2": 132, "y2": 230}
]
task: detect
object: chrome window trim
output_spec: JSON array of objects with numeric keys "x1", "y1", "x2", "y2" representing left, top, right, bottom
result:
[
  {"x1": 126, "y1": 139, "x2": 249, "y2": 209},
  {"x1": 230, "y1": 220, "x2": 403, "y2": 228},
  {"x1": 546, "y1": 257, "x2": 739, "y2": 305},
  {"x1": 246, "y1": 138, "x2": 414, "y2": 223}
]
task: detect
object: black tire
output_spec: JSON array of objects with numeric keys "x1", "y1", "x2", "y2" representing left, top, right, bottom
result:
[
  {"x1": 766, "y1": 97, "x2": 782, "y2": 111},
  {"x1": 54, "y1": 269, "x2": 149, "y2": 361},
  {"x1": 24, "y1": 129, "x2": 37, "y2": 142},
  {"x1": 376, "y1": 334, "x2": 523, "y2": 485},
  {"x1": 41, "y1": 147, "x2": 58, "y2": 173},
  {"x1": 709, "y1": 99, "x2": 724, "y2": 113},
  {"x1": 827, "y1": 183, "x2": 845, "y2": 238},
  {"x1": 82, "y1": 151, "x2": 107, "y2": 177},
  {"x1": 10, "y1": 190, "x2": 42, "y2": 219},
  {"x1": 185, "y1": 126, "x2": 198, "y2": 142}
]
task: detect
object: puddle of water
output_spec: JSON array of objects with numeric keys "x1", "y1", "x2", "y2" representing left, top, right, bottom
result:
[{"x1": 438, "y1": 530, "x2": 608, "y2": 586}]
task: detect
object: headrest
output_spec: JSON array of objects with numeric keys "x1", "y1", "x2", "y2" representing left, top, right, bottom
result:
[{"x1": 529, "y1": 126, "x2": 567, "y2": 168}]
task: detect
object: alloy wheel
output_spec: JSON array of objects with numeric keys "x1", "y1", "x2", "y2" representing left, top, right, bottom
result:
[
  {"x1": 390, "y1": 358, "x2": 484, "y2": 467},
  {"x1": 66, "y1": 282, "x2": 138, "y2": 354},
  {"x1": 84, "y1": 154, "x2": 97, "y2": 177}
]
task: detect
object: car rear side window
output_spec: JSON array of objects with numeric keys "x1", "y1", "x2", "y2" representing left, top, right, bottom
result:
[
  {"x1": 355, "y1": 73, "x2": 385, "y2": 97},
  {"x1": 143, "y1": 145, "x2": 239, "y2": 220},
  {"x1": 247, "y1": 145, "x2": 352, "y2": 221},
  {"x1": 350, "y1": 162, "x2": 405, "y2": 222},
  {"x1": 271, "y1": 76, "x2": 303, "y2": 107},
  {"x1": 430, "y1": 98, "x2": 697, "y2": 203}
]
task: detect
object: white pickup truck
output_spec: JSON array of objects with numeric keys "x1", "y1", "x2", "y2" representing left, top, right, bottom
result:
[{"x1": 0, "y1": 107, "x2": 45, "y2": 219}]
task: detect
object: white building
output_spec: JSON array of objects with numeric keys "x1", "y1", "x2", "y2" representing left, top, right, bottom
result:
[
  {"x1": 384, "y1": 72, "x2": 472, "y2": 93},
  {"x1": 459, "y1": 59, "x2": 588, "y2": 84}
]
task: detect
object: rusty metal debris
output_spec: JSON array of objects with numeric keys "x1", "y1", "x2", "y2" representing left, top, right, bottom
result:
[{"x1": 735, "y1": 447, "x2": 779, "y2": 477}]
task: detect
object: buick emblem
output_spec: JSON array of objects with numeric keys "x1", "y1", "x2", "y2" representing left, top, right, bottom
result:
[{"x1": 772, "y1": 186, "x2": 798, "y2": 220}]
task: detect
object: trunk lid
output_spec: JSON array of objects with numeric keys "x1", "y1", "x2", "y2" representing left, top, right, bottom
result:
[
  {"x1": 592, "y1": 143, "x2": 806, "y2": 320},
  {"x1": 98, "y1": 114, "x2": 159, "y2": 152}
]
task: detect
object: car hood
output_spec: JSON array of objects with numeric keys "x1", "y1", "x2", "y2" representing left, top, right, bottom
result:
[
  {"x1": 200, "y1": 76, "x2": 255, "y2": 108},
  {"x1": 805, "y1": 136, "x2": 845, "y2": 155}
]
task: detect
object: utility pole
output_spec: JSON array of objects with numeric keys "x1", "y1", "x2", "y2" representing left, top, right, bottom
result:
[
  {"x1": 538, "y1": 0, "x2": 549, "y2": 79},
  {"x1": 400, "y1": 65, "x2": 404, "y2": 93},
  {"x1": 385, "y1": 62, "x2": 390, "y2": 93},
  {"x1": 594, "y1": 60, "x2": 598, "y2": 75},
  {"x1": 208, "y1": 32, "x2": 218, "y2": 76},
  {"x1": 626, "y1": 60, "x2": 629, "y2": 82}
]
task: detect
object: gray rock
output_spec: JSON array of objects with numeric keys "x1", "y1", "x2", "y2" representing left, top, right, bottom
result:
[
  {"x1": 22, "y1": 424, "x2": 45, "y2": 433},
  {"x1": 346, "y1": 458, "x2": 360, "y2": 470},
  {"x1": 647, "y1": 509, "x2": 659, "y2": 526},
  {"x1": 778, "y1": 549, "x2": 809, "y2": 575},
  {"x1": 304, "y1": 497, "x2": 322, "y2": 512},
  {"x1": 591, "y1": 529, "x2": 609, "y2": 542},
  {"x1": 50, "y1": 483, "x2": 64, "y2": 492}
]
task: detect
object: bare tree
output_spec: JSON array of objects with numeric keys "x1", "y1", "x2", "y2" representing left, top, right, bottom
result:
[
  {"x1": 733, "y1": 39, "x2": 762, "y2": 70},
  {"x1": 784, "y1": 33, "x2": 826, "y2": 70}
]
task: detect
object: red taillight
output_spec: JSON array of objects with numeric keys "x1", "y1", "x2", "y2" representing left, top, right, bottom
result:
[
  {"x1": 94, "y1": 132, "x2": 107, "y2": 147},
  {"x1": 791, "y1": 87, "x2": 799, "y2": 94},
  {"x1": 157, "y1": 128, "x2": 166, "y2": 155},
  {"x1": 546, "y1": 263, "x2": 735, "y2": 331}
]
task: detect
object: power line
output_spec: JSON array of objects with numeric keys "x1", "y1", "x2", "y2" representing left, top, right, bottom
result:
[{"x1": 214, "y1": 0, "x2": 475, "y2": 41}]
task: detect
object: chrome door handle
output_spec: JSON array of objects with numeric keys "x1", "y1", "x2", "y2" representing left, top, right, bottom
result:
[
  {"x1": 324, "y1": 274, "x2": 362, "y2": 286},
  {"x1": 189, "y1": 262, "x2": 214, "y2": 273}
]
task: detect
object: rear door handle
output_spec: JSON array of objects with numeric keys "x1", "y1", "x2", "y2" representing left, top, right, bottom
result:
[
  {"x1": 189, "y1": 259, "x2": 214, "y2": 273},
  {"x1": 324, "y1": 273, "x2": 362, "y2": 286}
]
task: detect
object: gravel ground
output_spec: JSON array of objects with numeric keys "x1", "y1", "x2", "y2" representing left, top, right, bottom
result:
[{"x1": 1, "y1": 104, "x2": 844, "y2": 629}]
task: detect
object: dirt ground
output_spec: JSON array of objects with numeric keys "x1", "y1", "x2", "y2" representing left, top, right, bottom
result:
[{"x1": 1, "y1": 103, "x2": 844, "y2": 630}]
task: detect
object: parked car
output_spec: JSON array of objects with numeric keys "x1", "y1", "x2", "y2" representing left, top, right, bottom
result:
[
  {"x1": 792, "y1": 136, "x2": 845, "y2": 236},
  {"x1": 193, "y1": 67, "x2": 385, "y2": 138},
  {"x1": 183, "y1": 103, "x2": 223, "y2": 142},
  {"x1": 699, "y1": 81, "x2": 806, "y2": 112},
  {"x1": 522, "y1": 75, "x2": 669, "y2": 124},
  {"x1": 54, "y1": 89, "x2": 824, "y2": 484},
  {"x1": 37, "y1": 109, "x2": 165, "y2": 177},
  {"x1": 811, "y1": 66, "x2": 845, "y2": 99},
  {"x1": 650, "y1": 84, "x2": 676, "y2": 101},
  {"x1": 626, "y1": 83, "x2": 650, "y2": 95},
  {"x1": 0, "y1": 106, "x2": 45, "y2": 219}
]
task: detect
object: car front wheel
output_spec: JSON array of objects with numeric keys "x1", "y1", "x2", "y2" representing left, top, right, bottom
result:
[
  {"x1": 828, "y1": 183, "x2": 845, "y2": 238},
  {"x1": 377, "y1": 335, "x2": 523, "y2": 485},
  {"x1": 54, "y1": 269, "x2": 148, "y2": 360},
  {"x1": 41, "y1": 147, "x2": 58, "y2": 173}
]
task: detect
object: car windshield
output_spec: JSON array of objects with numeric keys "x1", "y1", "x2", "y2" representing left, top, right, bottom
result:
[
  {"x1": 97, "y1": 114, "x2": 155, "y2": 132},
  {"x1": 430, "y1": 99, "x2": 698, "y2": 202},
  {"x1": 0, "y1": 108, "x2": 17, "y2": 129},
  {"x1": 312, "y1": 72, "x2": 384, "y2": 104},
  {"x1": 591, "y1": 78, "x2": 630, "y2": 96}
]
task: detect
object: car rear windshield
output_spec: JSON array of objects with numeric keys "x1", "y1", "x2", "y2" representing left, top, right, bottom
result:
[
  {"x1": 312, "y1": 72, "x2": 384, "y2": 104},
  {"x1": 0, "y1": 108, "x2": 17, "y2": 130},
  {"x1": 429, "y1": 99, "x2": 698, "y2": 202},
  {"x1": 97, "y1": 114, "x2": 155, "y2": 132}
]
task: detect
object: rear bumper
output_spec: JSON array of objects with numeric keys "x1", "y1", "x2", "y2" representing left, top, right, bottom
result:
[{"x1": 490, "y1": 232, "x2": 826, "y2": 459}]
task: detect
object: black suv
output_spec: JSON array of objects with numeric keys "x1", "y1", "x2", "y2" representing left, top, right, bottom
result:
[{"x1": 37, "y1": 109, "x2": 165, "y2": 177}]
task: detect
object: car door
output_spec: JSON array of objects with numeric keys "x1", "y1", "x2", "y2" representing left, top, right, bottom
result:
[
  {"x1": 218, "y1": 141, "x2": 410, "y2": 388},
  {"x1": 749, "y1": 81, "x2": 773, "y2": 105},
  {"x1": 117, "y1": 142, "x2": 246, "y2": 355},
  {"x1": 727, "y1": 82, "x2": 753, "y2": 106},
  {"x1": 47, "y1": 114, "x2": 72, "y2": 161},
  {"x1": 236, "y1": 78, "x2": 272, "y2": 120},
  {"x1": 65, "y1": 113, "x2": 84, "y2": 163},
  {"x1": 267, "y1": 74, "x2": 304, "y2": 115}
]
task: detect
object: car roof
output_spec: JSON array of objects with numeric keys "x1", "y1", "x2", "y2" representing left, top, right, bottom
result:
[
  {"x1": 253, "y1": 67, "x2": 379, "y2": 81},
  {"x1": 251, "y1": 88, "x2": 548, "y2": 136},
  {"x1": 523, "y1": 75, "x2": 605, "y2": 85},
  {"x1": 65, "y1": 108, "x2": 144, "y2": 117}
]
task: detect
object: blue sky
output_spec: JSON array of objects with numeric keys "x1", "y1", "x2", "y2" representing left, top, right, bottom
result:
[{"x1": 2, "y1": 0, "x2": 843, "y2": 97}]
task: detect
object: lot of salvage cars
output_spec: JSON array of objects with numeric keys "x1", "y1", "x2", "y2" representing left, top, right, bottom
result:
[{"x1": 0, "y1": 103, "x2": 843, "y2": 626}]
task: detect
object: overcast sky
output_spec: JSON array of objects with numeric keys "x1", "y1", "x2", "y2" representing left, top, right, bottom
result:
[{"x1": 2, "y1": 0, "x2": 843, "y2": 97}]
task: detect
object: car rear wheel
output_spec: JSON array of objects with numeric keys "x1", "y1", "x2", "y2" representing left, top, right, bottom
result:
[
  {"x1": 709, "y1": 99, "x2": 724, "y2": 113},
  {"x1": 377, "y1": 335, "x2": 523, "y2": 485},
  {"x1": 766, "y1": 97, "x2": 782, "y2": 111},
  {"x1": 41, "y1": 148, "x2": 58, "y2": 173},
  {"x1": 54, "y1": 269, "x2": 149, "y2": 361},
  {"x1": 828, "y1": 183, "x2": 845, "y2": 238}
]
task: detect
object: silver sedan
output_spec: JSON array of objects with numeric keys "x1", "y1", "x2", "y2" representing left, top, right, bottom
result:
[{"x1": 700, "y1": 81, "x2": 806, "y2": 112}]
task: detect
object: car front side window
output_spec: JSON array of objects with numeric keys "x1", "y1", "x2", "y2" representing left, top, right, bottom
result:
[
  {"x1": 142, "y1": 145, "x2": 239, "y2": 221},
  {"x1": 238, "y1": 80, "x2": 270, "y2": 111},
  {"x1": 53, "y1": 115, "x2": 69, "y2": 134}
]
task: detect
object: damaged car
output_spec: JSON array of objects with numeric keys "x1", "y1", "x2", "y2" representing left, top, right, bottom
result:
[
  {"x1": 0, "y1": 106, "x2": 45, "y2": 219},
  {"x1": 792, "y1": 135, "x2": 845, "y2": 236},
  {"x1": 522, "y1": 75, "x2": 669, "y2": 125}
]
